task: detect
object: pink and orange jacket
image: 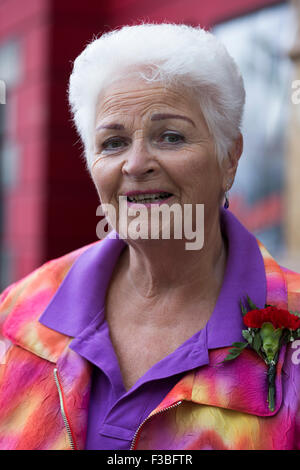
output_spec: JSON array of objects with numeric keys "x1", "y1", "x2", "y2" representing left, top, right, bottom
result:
[{"x1": 0, "y1": 239, "x2": 300, "y2": 450}]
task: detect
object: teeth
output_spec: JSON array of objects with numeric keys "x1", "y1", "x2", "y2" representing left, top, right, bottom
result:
[{"x1": 127, "y1": 192, "x2": 171, "y2": 203}]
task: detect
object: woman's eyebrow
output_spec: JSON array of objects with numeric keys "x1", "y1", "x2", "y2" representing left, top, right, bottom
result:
[
  {"x1": 95, "y1": 113, "x2": 195, "y2": 132},
  {"x1": 96, "y1": 123, "x2": 125, "y2": 131},
  {"x1": 150, "y1": 113, "x2": 195, "y2": 127}
]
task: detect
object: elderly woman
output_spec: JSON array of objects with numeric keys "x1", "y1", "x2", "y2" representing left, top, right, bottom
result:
[{"x1": 0, "y1": 23, "x2": 300, "y2": 451}]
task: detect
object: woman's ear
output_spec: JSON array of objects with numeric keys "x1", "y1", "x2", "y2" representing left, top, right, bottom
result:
[{"x1": 222, "y1": 133, "x2": 243, "y2": 191}]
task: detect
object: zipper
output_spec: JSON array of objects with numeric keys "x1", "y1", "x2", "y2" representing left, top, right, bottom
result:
[
  {"x1": 130, "y1": 400, "x2": 182, "y2": 450},
  {"x1": 53, "y1": 368, "x2": 76, "y2": 450}
]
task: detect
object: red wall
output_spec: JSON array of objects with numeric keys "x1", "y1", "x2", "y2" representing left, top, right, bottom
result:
[
  {"x1": 0, "y1": 0, "x2": 51, "y2": 283},
  {"x1": 107, "y1": 0, "x2": 284, "y2": 26},
  {"x1": 0, "y1": 0, "x2": 285, "y2": 285}
]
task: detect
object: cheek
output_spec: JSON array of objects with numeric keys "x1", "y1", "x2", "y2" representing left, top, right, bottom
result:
[
  {"x1": 173, "y1": 149, "x2": 221, "y2": 194},
  {"x1": 91, "y1": 163, "x2": 117, "y2": 203}
]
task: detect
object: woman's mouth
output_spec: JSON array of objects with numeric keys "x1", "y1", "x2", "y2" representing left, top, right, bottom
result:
[{"x1": 125, "y1": 191, "x2": 174, "y2": 206}]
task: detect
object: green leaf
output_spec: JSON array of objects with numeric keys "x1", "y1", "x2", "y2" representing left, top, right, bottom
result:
[
  {"x1": 239, "y1": 300, "x2": 248, "y2": 317},
  {"x1": 231, "y1": 342, "x2": 248, "y2": 349},
  {"x1": 242, "y1": 330, "x2": 253, "y2": 344},
  {"x1": 252, "y1": 333, "x2": 262, "y2": 353},
  {"x1": 222, "y1": 343, "x2": 248, "y2": 362},
  {"x1": 223, "y1": 351, "x2": 242, "y2": 361},
  {"x1": 247, "y1": 295, "x2": 258, "y2": 311}
]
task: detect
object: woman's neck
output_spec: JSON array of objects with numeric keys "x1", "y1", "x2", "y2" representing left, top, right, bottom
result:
[{"x1": 120, "y1": 211, "x2": 227, "y2": 306}]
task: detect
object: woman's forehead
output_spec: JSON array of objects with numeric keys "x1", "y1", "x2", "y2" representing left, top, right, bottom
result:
[{"x1": 95, "y1": 77, "x2": 201, "y2": 125}]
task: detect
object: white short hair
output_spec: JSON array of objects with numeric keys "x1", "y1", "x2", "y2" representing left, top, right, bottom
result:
[{"x1": 68, "y1": 23, "x2": 245, "y2": 169}]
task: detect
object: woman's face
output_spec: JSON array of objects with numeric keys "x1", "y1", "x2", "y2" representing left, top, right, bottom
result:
[{"x1": 91, "y1": 76, "x2": 237, "y2": 240}]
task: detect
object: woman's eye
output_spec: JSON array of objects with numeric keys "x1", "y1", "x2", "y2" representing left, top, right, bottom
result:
[
  {"x1": 102, "y1": 137, "x2": 128, "y2": 152},
  {"x1": 160, "y1": 132, "x2": 185, "y2": 144}
]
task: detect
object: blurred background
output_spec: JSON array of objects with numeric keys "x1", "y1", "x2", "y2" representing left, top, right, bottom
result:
[{"x1": 0, "y1": 0, "x2": 299, "y2": 290}]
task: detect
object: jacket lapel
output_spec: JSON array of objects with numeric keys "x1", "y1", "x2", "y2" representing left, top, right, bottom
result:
[{"x1": 55, "y1": 346, "x2": 93, "y2": 450}]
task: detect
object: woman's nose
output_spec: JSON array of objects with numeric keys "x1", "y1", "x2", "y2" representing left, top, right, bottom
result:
[{"x1": 121, "y1": 140, "x2": 157, "y2": 178}]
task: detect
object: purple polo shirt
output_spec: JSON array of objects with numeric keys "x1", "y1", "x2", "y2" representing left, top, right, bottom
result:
[{"x1": 39, "y1": 208, "x2": 267, "y2": 449}]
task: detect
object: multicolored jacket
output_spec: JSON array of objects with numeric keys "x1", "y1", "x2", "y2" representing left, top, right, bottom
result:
[{"x1": 0, "y1": 239, "x2": 300, "y2": 450}]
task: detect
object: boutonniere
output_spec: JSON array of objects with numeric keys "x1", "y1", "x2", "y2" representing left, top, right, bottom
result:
[{"x1": 222, "y1": 296, "x2": 300, "y2": 412}]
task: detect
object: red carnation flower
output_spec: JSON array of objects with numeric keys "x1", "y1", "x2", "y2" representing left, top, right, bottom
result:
[{"x1": 243, "y1": 306, "x2": 300, "y2": 330}]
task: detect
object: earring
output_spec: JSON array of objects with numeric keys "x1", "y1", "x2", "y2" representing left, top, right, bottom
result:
[
  {"x1": 224, "y1": 191, "x2": 229, "y2": 209},
  {"x1": 224, "y1": 182, "x2": 231, "y2": 209}
]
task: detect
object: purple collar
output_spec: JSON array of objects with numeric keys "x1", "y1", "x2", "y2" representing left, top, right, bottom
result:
[{"x1": 39, "y1": 208, "x2": 267, "y2": 349}]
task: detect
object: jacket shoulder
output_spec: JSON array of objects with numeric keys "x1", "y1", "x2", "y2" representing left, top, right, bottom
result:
[
  {"x1": 0, "y1": 241, "x2": 100, "y2": 326},
  {"x1": 280, "y1": 265, "x2": 300, "y2": 313}
]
